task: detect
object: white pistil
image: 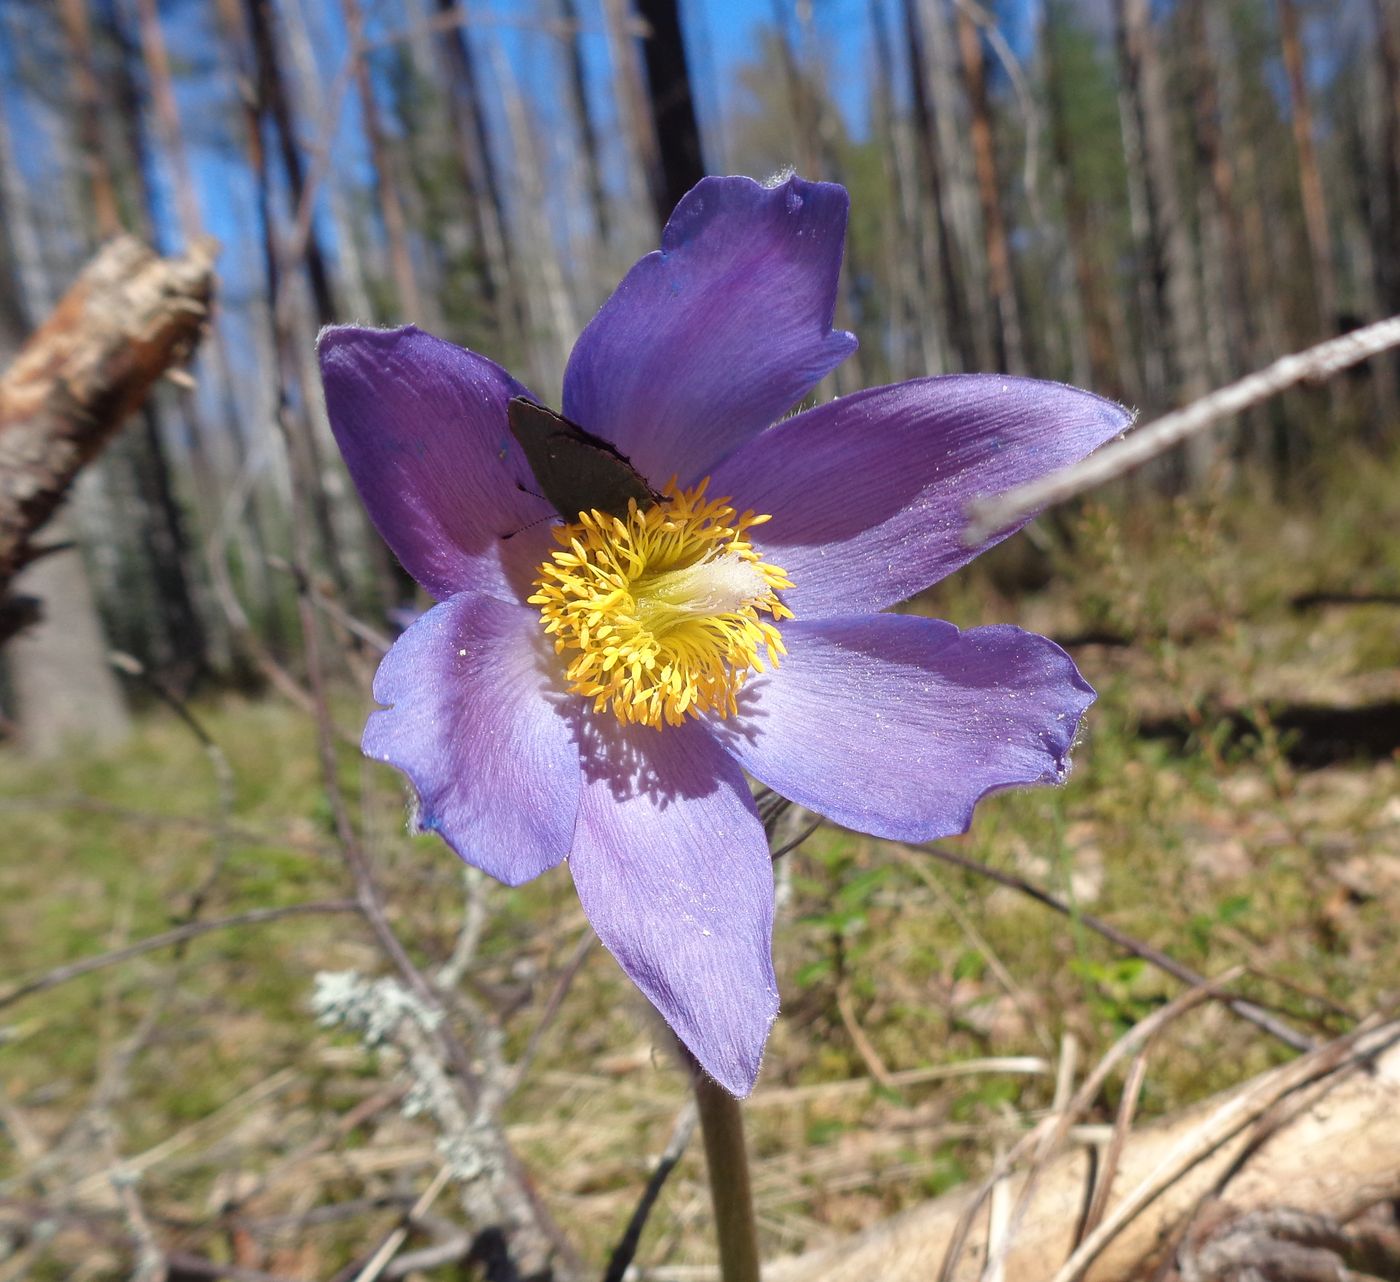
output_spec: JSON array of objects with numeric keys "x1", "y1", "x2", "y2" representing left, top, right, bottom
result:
[{"x1": 636, "y1": 555, "x2": 770, "y2": 631}]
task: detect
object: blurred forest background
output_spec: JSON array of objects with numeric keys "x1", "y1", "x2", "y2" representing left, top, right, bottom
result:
[
  {"x1": 3, "y1": 0, "x2": 1400, "y2": 1279},
  {"x1": 1, "y1": 0, "x2": 1398, "y2": 729}
]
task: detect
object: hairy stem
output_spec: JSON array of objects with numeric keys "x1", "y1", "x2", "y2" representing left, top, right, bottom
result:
[{"x1": 692, "y1": 1063, "x2": 762, "y2": 1282}]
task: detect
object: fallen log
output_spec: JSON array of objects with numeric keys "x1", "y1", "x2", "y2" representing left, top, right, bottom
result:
[
  {"x1": 765, "y1": 1020, "x2": 1400, "y2": 1282},
  {"x1": 0, "y1": 235, "x2": 216, "y2": 596}
]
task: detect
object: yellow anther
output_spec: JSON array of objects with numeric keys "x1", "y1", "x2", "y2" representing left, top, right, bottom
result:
[{"x1": 528, "y1": 482, "x2": 792, "y2": 728}]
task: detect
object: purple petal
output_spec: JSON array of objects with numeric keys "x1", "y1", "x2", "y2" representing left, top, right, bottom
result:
[
  {"x1": 563, "y1": 175, "x2": 857, "y2": 486},
  {"x1": 713, "y1": 615, "x2": 1095, "y2": 843},
  {"x1": 319, "y1": 325, "x2": 555, "y2": 602},
  {"x1": 364, "y1": 592, "x2": 581, "y2": 886},
  {"x1": 568, "y1": 717, "x2": 777, "y2": 1096},
  {"x1": 707, "y1": 376, "x2": 1132, "y2": 618}
]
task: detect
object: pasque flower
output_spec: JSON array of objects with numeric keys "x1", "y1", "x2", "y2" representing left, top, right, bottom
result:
[{"x1": 318, "y1": 175, "x2": 1130, "y2": 1096}]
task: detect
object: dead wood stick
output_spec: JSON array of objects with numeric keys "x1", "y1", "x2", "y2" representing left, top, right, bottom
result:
[
  {"x1": 965, "y1": 313, "x2": 1400, "y2": 542},
  {"x1": 766, "y1": 1020, "x2": 1400, "y2": 1282},
  {"x1": 0, "y1": 234, "x2": 216, "y2": 593}
]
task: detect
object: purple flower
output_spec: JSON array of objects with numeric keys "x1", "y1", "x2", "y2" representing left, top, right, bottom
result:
[{"x1": 318, "y1": 175, "x2": 1130, "y2": 1097}]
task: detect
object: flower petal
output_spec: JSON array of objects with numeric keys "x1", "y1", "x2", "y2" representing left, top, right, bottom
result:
[
  {"x1": 713, "y1": 615, "x2": 1094, "y2": 843},
  {"x1": 364, "y1": 592, "x2": 581, "y2": 885},
  {"x1": 562, "y1": 174, "x2": 857, "y2": 486},
  {"x1": 568, "y1": 717, "x2": 777, "y2": 1096},
  {"x1": 707, "y1": 376, "x2": 1132, "y2": 617},
  {"x1": 318, "y1": 325, "x2": 555, "y2": 601}
]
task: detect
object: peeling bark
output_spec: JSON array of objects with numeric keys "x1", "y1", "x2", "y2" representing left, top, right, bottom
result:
[{"x1": 0, "y1": 236, "x2": 216, "y2": 599}]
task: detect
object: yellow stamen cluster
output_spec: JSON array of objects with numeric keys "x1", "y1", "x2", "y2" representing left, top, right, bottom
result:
[{"x1": 529, "y1": 481, "x2": 793, "y2": 728}]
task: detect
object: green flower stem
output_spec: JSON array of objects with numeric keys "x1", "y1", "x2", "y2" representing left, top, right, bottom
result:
[{"x1": 692, "y1": 1062, "x2": 762, "y2": 1282}]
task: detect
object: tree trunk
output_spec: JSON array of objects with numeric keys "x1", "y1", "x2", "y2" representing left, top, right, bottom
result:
[
  {"x1": 902, "y1": 0, "x2": 976, "y2": 370},
  {"x1": 488, "y1": 42, "x2": 576, "y2": 394},
  {"x1": 132, "y1": 0, "x2": 202, "y2": 246},
  {"x1": 1042, "y1": 0, "x2": 1115, "y2": 393},
  {"x1": 559, "y1": 0, "x2": 611, "y2": 246},
  {"x1": 338, "y1": 0, "x2": 425, "y2": 323},
  {"x1": 923, "y1": 0, "x2": 995, "y2": 370},
  {"x1": 1113, "y1": 22, "x2": 1167, "y2": 407},
  {"x1": 871, "y1": 0, "x2": 949, "y2": 380},
  {"x1": 600, "y1": 0, "x2": 661, "y2": 248},
  {"x1": 1184, "y1": 0, "x2": 1250, "y2": 388},
  {"x1": 0, "y1": 234, "x2": 215, "y2": 750},
  {"x1": 1370, "y1": 0, "x2": 1400, "y2": 316},
  {"x1": 226, "y1": 0, "x2": 357, "y2": 599},
  {"x1": 1118, "y1": 0, "x2": 1209, "y2": 407},
  {"x1": 1277, "y1": 0, "x2": 1338, "y2": 336},
  {"x1": 54, "y1": 0, "x2": 121, "y2": 239},
  {"x1": 2, "y1": 4, "x2": 128, "y2": 750},
  {"x1": 955, "y1": 3, "x2": 1025, "y2": 373},
  {"x1": 57, "y1": 0, "x2": 211, "y2": 683},
  {"x1": 132, "y1": 0, "x2": 251, "y2": 671},
  {"x1": 432, "y1": 0, "x2": 533, "y2": 365},
  {"x1": 280, "y1": 0, "x2": 374, "y2": 322},
  {"x1": 6, "y1": 518, "x2": 133, "y2": 755},
  {"x1": 0, "y1": 92, "x2": 153, "y2": 751},
  {"x1": 635, "y1": 0, "x2": 705, "y2": 224},
  {"x1": 239, "y1": 0, "x2": 339, "y2": 327}
]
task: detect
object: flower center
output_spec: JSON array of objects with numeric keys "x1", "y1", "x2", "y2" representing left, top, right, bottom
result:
[{"x1": 529, "y1": 481, "x2": 793, "y2": 728}]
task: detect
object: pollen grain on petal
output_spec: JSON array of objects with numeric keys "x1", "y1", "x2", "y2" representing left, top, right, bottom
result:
[{"x1": 529, "y1": 482, "x2": 791, "y2": 728}]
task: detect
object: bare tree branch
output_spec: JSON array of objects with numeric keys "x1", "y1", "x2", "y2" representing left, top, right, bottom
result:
[
  {"x1": 602, "y1": 1102, "x2": 698, "y2": 1282},
  {"x1": 965, "y1": 314, "x2": 1400, "y2": 542},
  {"x1": 907, "y1": 841, "x2": 1317, "y2": 1054}
]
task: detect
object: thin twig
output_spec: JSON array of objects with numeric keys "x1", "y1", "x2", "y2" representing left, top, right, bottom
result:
[
  {"x1": 770, "y1": 814, "x2": 823, "y2": 862},
  {"x1": 294, "y1": 570, "x2": 582, "y2": 1276},
  {"x1": 266, "y1": 555, "x2": 392, "y2": 654},
  {"x1": 104, "y1": 1135, "x2": 165, "y2": 1282},
  {"x1": 107, "y1": 650, "x2": 237, "y2": 947},
  {"x1": 835, "y1": 982, "x2": 896, "y2": 1088},
  {"x1": 1076, "y1": 1046, "x2": 1150, "y2": 1245},
  {"x1": 906, "y1": 841, "x2": 1315, "y2": 1053},
  {"x1": 965, "y1": 314, "x2": 1400, "y2": 541},
  {"x1": 0, "y1": 796, "x2": 338, "y2": 861},
  {"x1": 162, "y1": 1255, "x2": 300, "y2": 1282},
  {"x1": 506, "y1": 925, "x2": 596, "y2": 1098},
  {"x1": 436, "y1": 865, "x2": 492, "y2": 991},
  {"x1": 953, "y1": 0, "x2": 1041, "y2": 211},
  {"x1": 63, "y1": 1070, "x2": 298, "y2": 1205},
  {"x1": 603, "y1": 1102, "x2": 699, "y2": 1282},
  {"x1": 380, "y1": 1236, "x2": 475, "y2": 1278},
  {"x1": 0, "y1": 901, "x2": 358, "y2": 1011},
  {"x1": 889, "y1": 843, "x2": 1054, "y2": 1053},
  {"x1": 351, "y1": 1163, "x2": 454, "y2": 1282},
  {"x1": 747, "y1": 1058, "x2": 1051, "y2": 1109}
]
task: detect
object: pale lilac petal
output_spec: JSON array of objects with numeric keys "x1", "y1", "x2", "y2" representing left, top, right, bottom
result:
[
  {"x1": 319, "y1": 325, "x2": 555, "y2": 601},
  {"x1": 364, "y1": 593, "x2": 581, "y2": 885},
  {"x1": 569, "y1": 718, "x2": 777, "y2": 1096},
  {"x1": 708, "y1": 376, "x2": 1132, "y2": 617},
  {"x1": 713, "y1": 616, "x2": 1094, "y2": 843},
  {"x1": 563, "y1": 175, "x2": 857, "y2": 486}
]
